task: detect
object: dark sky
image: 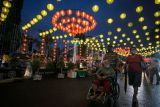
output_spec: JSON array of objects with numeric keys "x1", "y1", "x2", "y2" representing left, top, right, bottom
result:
[{"x1": 21, "y1": 0, "x2": 160, "y2": 48}]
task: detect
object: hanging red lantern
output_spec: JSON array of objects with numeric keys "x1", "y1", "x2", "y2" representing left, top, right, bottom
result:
[
  {"x1": 60, "y1": 10, "x2": 65, "y2": 16},
  {"x1": 52, "y1": 9, "x2": 97, "y2": 36},
  {"x1": 76, "y1": 10, "x2": 81, "y2": 16},
  {"x1": 71, "y1": 17, "x2": 76, "y2": 23},
  {"x1": 67, "y1": 9, "x2": 72, "y2": 15}
]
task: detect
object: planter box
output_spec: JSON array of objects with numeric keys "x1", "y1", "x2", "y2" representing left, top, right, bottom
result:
[
  {"x1": 67, "y1": 72, "x2": 77, "y2": 78},
  {"x1": 58, "y1": 73, "x2": 65, "y2": 78}
]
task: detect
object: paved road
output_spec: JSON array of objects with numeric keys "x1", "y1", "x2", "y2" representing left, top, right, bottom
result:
[{"x1": 0, "y1": 73, "x2": 160, "y2": 107}]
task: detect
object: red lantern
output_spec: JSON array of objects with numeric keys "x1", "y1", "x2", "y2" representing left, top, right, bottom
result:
[
  {"x1": 61, "y1": 18, "x2": 66, "y2": 23},
  {"x1": 23, "y1": 39, "x2": 27, "y2": 42},
  {"x1": 81, "y1": 11, "x2": 86, "y2": 18},
  {"x1": 71, "y1": 17, "x2": 76, "y2": 23},
  {"x1": 76, "y1": 10, "x2": 81, "y2": 16},
  {"x1": 67, "y1": 9, "x2": 72, "y2": 15},
  {"x1": 60, "y1": 10, "x2": 65, "y2": 16}
]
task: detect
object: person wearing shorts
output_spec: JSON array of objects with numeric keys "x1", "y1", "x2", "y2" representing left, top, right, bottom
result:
[{"x1": 126, "y1": 48, "x2": 144, "y2": 102}]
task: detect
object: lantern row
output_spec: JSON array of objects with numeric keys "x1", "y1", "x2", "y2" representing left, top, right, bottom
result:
[
  {"x1": 39, "y1": 27, "x2": 58, "y2": 36},
  {"x1": 0, "y1": 0, "x2": 12, "y2": 22},
  {"x1": 52, "y1": 9, "x2": 97, "y2": 36},
  {"x1": 22, "y1": 3, "x2": 54, "y2": 30}
]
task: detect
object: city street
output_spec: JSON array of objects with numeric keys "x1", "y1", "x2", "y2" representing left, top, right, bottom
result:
[{"x1": 0, "y1": 74, "x2": 160, "y2": 107}]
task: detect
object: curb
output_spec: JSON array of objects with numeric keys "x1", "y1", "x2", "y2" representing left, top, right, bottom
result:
[{"x1": 0, "y1": 78, "x2": 24, "y2": 84}]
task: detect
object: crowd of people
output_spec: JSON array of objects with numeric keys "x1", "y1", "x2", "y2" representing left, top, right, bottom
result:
[{"x1": 88, "y1": 47, "x2": 160, "y2": 103}]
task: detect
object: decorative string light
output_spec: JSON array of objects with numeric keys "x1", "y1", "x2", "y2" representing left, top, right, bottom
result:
[
  {"x1": 22, "y1": 30, "x2": 28, "y2": 53},
  {"x1": 53, "y1": 40, "x2": 57, "y2": 62}
]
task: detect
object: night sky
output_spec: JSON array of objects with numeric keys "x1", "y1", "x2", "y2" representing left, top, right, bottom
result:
[{"x1": 21, "y1": 0, "x2": 160, "y2": 49}]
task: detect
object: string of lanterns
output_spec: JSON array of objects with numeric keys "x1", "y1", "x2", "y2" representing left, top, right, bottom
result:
[
  {"x1": 22, "y1": 30, "x2": 28, "y2": 53},
  {"x1": 39, "y1": 27, "x2": 58, "y2": 36},
  {"x1": 53, "y1": 40, "x2": 57, "y2": 62},
  {"x1": 52, "y1": 9, "x2": 97, "y2": 36},
  {"x1": 22, "y1": 3, "x2": 54, "y2": 30},
  {"x1": 0, "y1": 0, "x2": 12, "y2": 23},
  {"x1": 63, "y1": 40, "x2": 67, "y2": 64},
  {"x1": 113, "y1": 47, "x2": 130, "y2": 56}
]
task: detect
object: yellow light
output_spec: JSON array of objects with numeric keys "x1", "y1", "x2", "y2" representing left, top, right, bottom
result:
[
  {"x1": 56, "y1": 36, "x2": 59, "y2": 39},
  {"x1": 101, "y1": 39, "x2": 104, "y2": 42},
  {"x1": 107, "y1": 18, "x2": 113, "y2": 24},
  {"x1": 86, "y1": 38, "x2": 89, "y2": 42},
  {"x1": 41, "y1": 10, "x2": 47, "y2": 16},
  {"x1": 127, "y1": 37, "x2": 130, "y2": 41},
  {"x1": 132, "y1": 30, "x2": 137, "y2": 34},
  {"x1": 113, "y1": 41, "x2": 116, "y2": 44},
  {"x1": 146, "y1": 37, "x2": 150, "y2": 40},
  {"x1": 53, "y1": 27, "x2": 57, "y2": 31},
  {"x1": 128, "y1": 22, "x2": 133, "y2": 27},
  {"x1": 30, "y1": 20, "x2": 35, "y2": 25},
  {"x1": 39, "y1": 33, "x2": 42, "y2": 36},
  {"x1": 33, "y1": 18, "x2": 38, "y2": 23},
  {"x1": 124, "y1": 43, "x2": 126, "y2": 46},
  {"x1": 3, "y1": 1, "x2": 11, "y2": 8},
  {"x1": 27, "y1": 23, "x2": 31, "y2": 28},
  {"x1": 142, "y1": 26, "x2": 148, "y2": 30},
  {"x1": 52, "y1": 36, "x2": 55, "y2": 39},
  {"x1": 106, "y1": 0, "x2": 114, "y2": 4},
  {"x1": 114, "y1": 36, "x2": 118, "y2": 40},
  {"x1": 156, "y1": 41, "x2": 160, "y2": 44},
  {"x1": 64, "y1": 34, "x2": 67, "y2": 38},
  {"x1": 22, "y1": 27, "x2": 25, "y2": 30},
  {"x1": 138, "y1": 39, "x2": 141, "y2": 43},
  {"x1": 60, "y1": 35, "x2": 63, "y2": 39},
  {"x1": 1, "y1": 13, "x2": 7, "y2": 19},
  {"x1": 138, "y1": 17, "x2": 144, "y2": 22},
  {"x1": 120, "y1": 13, "x2": 126, "y2": 19},
  {"x1": 145, "y1": 32, "x2": 150, "y2": 36},
  {"x1": 119, "y1": 39, "x2": 123, "y2": 43},
  {"x1": 47, "y1": 4, "x2": 54, "y2": 11},
  {"x1": 36, "y1": 15, "x2": 42, "y2": 20},
  {"x1": 154, "y1": 11, "x2": 160, "y2": 17},
  {"x1": 45, "y1": 31, "x2": 49, "y2": 35},
  {"x1": 122, "y1": 33, "x2": 126, "y2": 37},
  {"x1": 107, "y1": 42, "x2": 110, "y2": 45},
  {"x1": 107, "y1": 38, "x2": 110, "y2": 41},
  {"x1": 49, "y1": 29, "x2": 53, "y2": 33},
  {"x1": 108, "y1": 31, "x2": 112, "y2": 35},
  {"x1": 140, "y1": 44, "x2": 143, "y2": 47},
  {"x1": 116, "y1": 27, "x2": 121, "y2": 32},
  {"x1": 136, "y1": 6, "x2": 143, "y2": 13},
  {"x1": 155, "y1": 0, "x2": 160, "y2": 4},
  {"x1": 155, "y1": 35, "x2": 159, "y2": 39},
  {"x1": 148, "y1": 43, "x2": 152, "y2": 46},
  {"x1": 92, "y1": 5, "x2": 99, "y2": 13},
  {"x1": 99, "y1": 34, "x2": 103, "y2": 38},
  {"x1": 0, "y1": 18, "x2": 5, "y2": 21},
  {"x1": 2, "y1": 7, "x2": 9, "y2": 13},
  {"x1": 135, "y1": 35, "x2": 140, "y2": 39},
  {"x1": 155, "y1": 20, "x2": 160, "y2": 25},
  {"x1": 130, "y1": 41, "x2": 134, "y2": 44},
  {"x1": 133, "y1": 45, "x2": 136, "y2": 48},
  {"x1": 155, "y1": 28, "x2": 159, "y2": 32}
]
